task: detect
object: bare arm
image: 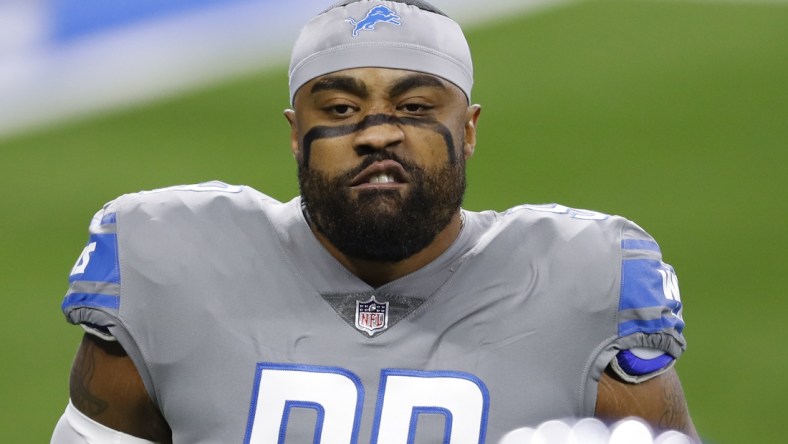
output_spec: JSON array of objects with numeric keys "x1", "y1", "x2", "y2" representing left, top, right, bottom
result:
[
  {"x1": 595, "y1": 365, "x2": 700, "y2": 441},
  {"x1": 69, "y1": 333, "x2": 172, "y2": 443}
]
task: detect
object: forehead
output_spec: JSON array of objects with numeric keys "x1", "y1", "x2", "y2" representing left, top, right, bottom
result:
[{"x1": 296, "y1": 67, "x2": 465, "y2": 102}]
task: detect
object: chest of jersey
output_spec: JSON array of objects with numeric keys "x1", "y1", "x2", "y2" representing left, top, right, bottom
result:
[
  {"x1": 63, "y1": 189, "x2": 688, "y2": 442},
  {"x1": 114, "y1": 205, "x2": 618, "y2": 443}
]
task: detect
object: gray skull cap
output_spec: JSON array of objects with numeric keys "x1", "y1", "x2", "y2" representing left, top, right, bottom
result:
[{"x1": 288, "y1": 0, "x2": 473, "y2": 104}]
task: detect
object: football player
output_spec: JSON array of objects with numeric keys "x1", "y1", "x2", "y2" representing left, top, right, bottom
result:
[{"x1": 52, "y1": 1, "x2": 699, "y2": 442}]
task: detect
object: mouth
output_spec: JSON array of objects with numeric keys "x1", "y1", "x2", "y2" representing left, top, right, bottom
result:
[{"x1": 349, "y1": 160, "x2": 409, "y2": 189}]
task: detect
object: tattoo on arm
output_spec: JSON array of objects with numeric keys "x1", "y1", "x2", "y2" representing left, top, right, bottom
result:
[
  {"x1": 69, "y1": 336, "x2": 109, "y2": 416},
  {"x1": 596, "y1": 366, "x2": 699, "y2": 441},
  {"x1": 68, "y1": 334, "x2": 173, "y2": 442}
]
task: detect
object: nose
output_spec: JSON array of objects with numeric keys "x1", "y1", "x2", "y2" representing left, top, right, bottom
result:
[{"x1": 352, "y1": 114, "x2": 405, "y2": 156}]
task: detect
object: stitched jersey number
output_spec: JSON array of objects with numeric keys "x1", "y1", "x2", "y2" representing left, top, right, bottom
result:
[{"x1": 244, "y1": 363, "x2": 489, "y2": 444}]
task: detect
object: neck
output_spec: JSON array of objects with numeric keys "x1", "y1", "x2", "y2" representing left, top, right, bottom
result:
[{"x1": 311, "y1": 211, "x2": 464, "y2": 288}]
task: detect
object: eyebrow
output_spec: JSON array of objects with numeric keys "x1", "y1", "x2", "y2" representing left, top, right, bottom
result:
[
  {"x1": 388, "y1": 73, "x2": 447, "y2": 99},
  {"x1": 310, "y1": 75, "x2": 369, "y2": 98}
]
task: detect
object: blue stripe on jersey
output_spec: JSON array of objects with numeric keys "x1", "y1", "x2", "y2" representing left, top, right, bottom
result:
[
  {"x1": 619, "y1": 258, "x2": 684, "y2": 336},
  {"x1": 620, "y1": 259, "x2": 672, "y2": 310},
  {"x1": 616, "y1": 350, "x2": 675, "y2": 376},
  {"x1": 62, "y1": 292, "x2": 120, "y2": 311},
  {"x1": 619, "y1": 316, "x2": 685, "y2": 337},
  {"x1": 621, "y1": 239, "x2": 660, "y2": 252},
  {"x1": 100, "y1": 212, "x2": 117, "y2": 225},
  {"x1": 69, "y1": 233, "x2": 120, "y2": 285}
]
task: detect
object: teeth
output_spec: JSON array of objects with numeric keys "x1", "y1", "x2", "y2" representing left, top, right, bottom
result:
[{"x1": 369, "y1": 173, "x2": 395, "y2": 184}]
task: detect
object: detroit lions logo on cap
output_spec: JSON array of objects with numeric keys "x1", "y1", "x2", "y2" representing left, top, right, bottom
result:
[{"x1": 345, "y1": 5, "x2": 401, "y2": 37}]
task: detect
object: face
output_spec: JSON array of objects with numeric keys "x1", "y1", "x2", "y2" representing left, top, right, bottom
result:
[{"x1": 286, "y1": 68, "x2": 481, "y2": 262}]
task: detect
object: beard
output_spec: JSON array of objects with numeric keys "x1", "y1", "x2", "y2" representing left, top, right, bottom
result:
[{"x1": 298, "y1": 153, "x2": 466, "y2": 263}]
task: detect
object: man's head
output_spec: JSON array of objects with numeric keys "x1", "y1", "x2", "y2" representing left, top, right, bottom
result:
[
  {"x1": 286, "y1": 1, "x2": 481, "y2": 263},
  {"x1": 288, "y1": 0, "x2": 473, "y2": 105}
]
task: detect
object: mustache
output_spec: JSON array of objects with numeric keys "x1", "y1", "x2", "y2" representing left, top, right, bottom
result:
[
  {"x1": 300, "y1": 113, "x2": 457, "y2": 169},
  {"x1": 332, "y1": 151, "x2": 420, "y2": 183}
]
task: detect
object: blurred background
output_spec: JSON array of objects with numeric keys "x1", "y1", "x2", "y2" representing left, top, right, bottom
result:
[{"x1": 1, "y1": 0, "x2": 786, "y2": 442}]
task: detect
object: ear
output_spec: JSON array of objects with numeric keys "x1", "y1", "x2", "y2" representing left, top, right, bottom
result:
[
  {"x1": 462, "y1": 104, "x2": 482, "y2": 159},
  {"x1": 284, "y1": 109, "x2": 300, "y2": 160}
]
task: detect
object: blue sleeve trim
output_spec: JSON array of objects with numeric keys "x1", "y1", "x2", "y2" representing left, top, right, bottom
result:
[
  {"x1": 63, "y1": 208, "x2": 122, "y2": 324},
  {"x1": 619, "y1": 257, "x2": 685, "y2": 337},
  {"x1": 62, "y1": 292, "x2": 120, "y2": 311},
  {"x1": 619, "y1": 316, "x2": 685, "y2": 337},
  {"x1": 620, "y1": 259, "x2": 672, "y2": 310},
  {"x1": 616, "y1": 350, "x2": 675, "y2": 376},
  {"x1": 100, "y1": 212, "x2": 117, "y2": 225},
  {"x1": 621, "y1": 239, "x2": 660, "y2": 252},
  {"x1": 69, "y1": 233, "x2": 120, "y2": 285}
]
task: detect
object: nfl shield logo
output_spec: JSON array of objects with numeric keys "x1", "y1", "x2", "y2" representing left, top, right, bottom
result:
[{"x1": 355, "y1": 295, "x2": 389, "y2": 336}]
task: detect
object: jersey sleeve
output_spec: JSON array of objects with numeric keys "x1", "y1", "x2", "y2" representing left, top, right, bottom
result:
[
  {"x1": 61, "y1": 201, "x2": 122, "y2": 340},
  {"x1": 607, "y1": 221, "x2": 687, "y2": 383},
  {"x1": 60, "y1": 182, "x2": 254, "y2": 339}
]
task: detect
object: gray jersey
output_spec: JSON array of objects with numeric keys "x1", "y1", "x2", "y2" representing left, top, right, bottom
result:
[{"x1": 62, "y1": 182, "x2": 686, "y2": 443}]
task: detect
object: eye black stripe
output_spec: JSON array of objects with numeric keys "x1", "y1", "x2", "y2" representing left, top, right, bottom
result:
[{"x1": 301, "y1": 114, "x2": 457, "y2": 169}]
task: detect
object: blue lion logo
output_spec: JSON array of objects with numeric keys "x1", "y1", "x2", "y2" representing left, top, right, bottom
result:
[{"x1": 345, "y1": 5, "x2": 401, "y2": 37}]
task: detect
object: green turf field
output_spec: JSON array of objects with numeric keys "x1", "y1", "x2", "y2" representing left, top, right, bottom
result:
[{"x1": 1, "y1": 0, "x2": 786, "y2": 442}]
